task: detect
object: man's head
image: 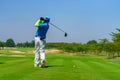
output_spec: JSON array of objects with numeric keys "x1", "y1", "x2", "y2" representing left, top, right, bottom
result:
[
  {"x1": 44, "y1": 16, "x2": 50, "y2": 23},
  {"x1": 40, "y1": 16, "x2": 50, "y2": 23}
]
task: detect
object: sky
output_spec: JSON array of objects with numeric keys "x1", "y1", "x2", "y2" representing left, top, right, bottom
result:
[{"x1": 0, "y1": 0, "x2": 120, "y2": 43}]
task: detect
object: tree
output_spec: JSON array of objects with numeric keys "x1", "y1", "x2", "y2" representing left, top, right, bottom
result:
[
  {"x1": 99, "y1": 38, "x2": 109, "y2": 51},
  {"x1": 30, "y1": 40, "x2": 34, "y2": 47},
  {"x1": 87, "y1": 40, "x2": 97, "y2": 44},
  {"x1": 6, "y1": 38, "x2": 15, "y2": 47},
  {"x1": 99, "y1": 38, "x2": 109, "y2": 44},
  {"x1": 87, "y1": 40, "x2": 99, "y2": 54},
  {"x1": 111, "y1": 28, "x2": 120, "y2": 42},
  {"x1": 0, "y1": 41, "x2": 5, "y2": 49},
  {"x1": 105, "y1": 42, "x2": 116, "y2": 58},
  {"x1": 110, "y1": 28, "x2": 120, "y2": 58}
]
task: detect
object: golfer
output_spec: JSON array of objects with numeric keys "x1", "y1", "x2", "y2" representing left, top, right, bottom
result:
[{"x1": 34, "y1": 16, "x2": 50, "y2": 68}]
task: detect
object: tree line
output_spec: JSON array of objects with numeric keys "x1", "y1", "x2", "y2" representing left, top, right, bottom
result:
[
  {"x1": 46, "y1": 28, "x2": 120, "y2": 58},
  {"x1": 1, "y1": 28, "x2": 120, "y2": 58},
  {"x1": 0, "y1": 38, "x2": 15, "y2": 49},
  {"x1": 0, "y1": 39, "x2": 34, "y2": 49}
]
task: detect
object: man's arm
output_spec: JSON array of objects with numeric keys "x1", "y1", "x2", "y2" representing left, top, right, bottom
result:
[
  {"x1": 34, "y1": 19, "x2": 42, "y2": 28},
  {"x1": 39, "y1": 23, "x2": 48, "y2": 28}
]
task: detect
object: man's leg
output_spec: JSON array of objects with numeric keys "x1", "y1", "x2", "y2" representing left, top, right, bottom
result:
[
  {"x1": 34, "y1": 52, "x2": 40, "y2": 67},
  {"x1": 39, "y1": 39, "x2": 46, "y2": 68},
  {"x1": 34, "y1": 37, "x2": 40, "y2": 67}
]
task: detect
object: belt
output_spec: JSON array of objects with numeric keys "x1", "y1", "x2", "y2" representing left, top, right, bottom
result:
[{"x1": 35, "y1": 36, "x2": 45, "y2": 40}]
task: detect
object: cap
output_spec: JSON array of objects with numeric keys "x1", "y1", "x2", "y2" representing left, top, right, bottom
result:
[{"x1": 44, "y1": 16, "x2": 50, "y2": 22}]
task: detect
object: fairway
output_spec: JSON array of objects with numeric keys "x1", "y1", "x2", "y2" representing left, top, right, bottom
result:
[{"x1": 0, "y1": 49, "x2": 120, "y2": 80}]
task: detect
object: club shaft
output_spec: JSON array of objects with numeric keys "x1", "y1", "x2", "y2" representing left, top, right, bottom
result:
[{"x1": 49, "y1": 22, "x2": 66, "y2": 33}]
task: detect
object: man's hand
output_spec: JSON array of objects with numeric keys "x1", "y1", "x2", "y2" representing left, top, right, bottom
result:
[{"x1": 40, "y1": 17, "x2": 45, "y2": 21}]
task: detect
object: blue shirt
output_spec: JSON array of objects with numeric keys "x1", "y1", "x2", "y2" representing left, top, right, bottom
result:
[{"x1": 35, "y1": 22, "x2": 49, "y2": 39}]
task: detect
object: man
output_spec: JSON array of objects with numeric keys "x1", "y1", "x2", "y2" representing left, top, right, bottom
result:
[{"x1": 34, "y1": 16, "x2": 50, "y2": 68}]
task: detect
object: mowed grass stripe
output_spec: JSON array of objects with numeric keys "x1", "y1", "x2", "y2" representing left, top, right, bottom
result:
[
  {"x1": 0, "y1": 53, "x2": 120, "y2": 80},
  {"x1": 88, "y1": 61, "x2": 120, "y2": 80},
  {"x1": 0, "y1": 56, "x2": 36, "y2": 80},
  {"x1": 72, "y1": 60, "x2": 109, "y2": 80},
  {"x1": 89, "y1": 61, "x2": 120, "y2": 72},
  {"x1": 18, "y1": 54, "x2": 65, "y2": 80},
  {"x1": 47, "y1": 54, "x2": 120, "y2": 80},
  {"x1": 45, "y1": 54, "x2": 81, "y2": 80},
  {"x1": 73, "y1": 57, "x2": 120, "y2": 80}
]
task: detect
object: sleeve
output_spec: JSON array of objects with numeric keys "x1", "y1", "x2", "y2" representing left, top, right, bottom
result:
[
  {"x1": 34, "y1": 19, "x2": 42, "y2": 28},
  {"x1": 39, "y1": 23, "x2": 47, "y2": 28}
]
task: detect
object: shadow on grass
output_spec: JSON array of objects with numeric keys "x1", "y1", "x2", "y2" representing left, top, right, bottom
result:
[
  {"x1": 45, "y1": 65, "x2": 63, "y2": 68},
  {"x1": 0, "y1": 62, "x2": 4, "y2": 64}
]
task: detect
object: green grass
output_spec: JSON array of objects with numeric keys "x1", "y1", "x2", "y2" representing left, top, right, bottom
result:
[{"x1": 0, "y1": 48, "x2": 120, "y2": 80}]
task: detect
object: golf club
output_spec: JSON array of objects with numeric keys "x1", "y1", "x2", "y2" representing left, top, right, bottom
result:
[{"x1": 49, "y1": 22, "x2": 68, "y2": 37}]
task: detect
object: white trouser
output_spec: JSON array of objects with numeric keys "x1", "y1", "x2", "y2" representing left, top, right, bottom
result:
[{"x1": 34, "y1": 37, "x2": 46, "y2": 67}]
